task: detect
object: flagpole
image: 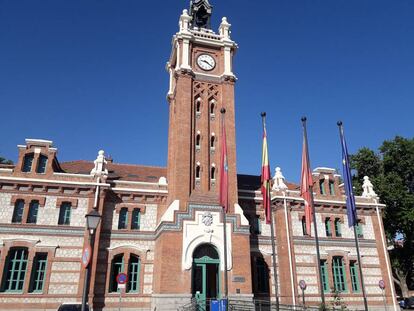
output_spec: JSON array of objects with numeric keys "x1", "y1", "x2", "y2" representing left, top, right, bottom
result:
[
  {"x1": 337, "y1": 121, "x2": 368, "y2": 311},
  {"x1": 261, "y1": 112, "x2": 280, "y2": 311},
  {"x1": 301, "y1": 117, "x2": 326, "y2": 307},
  {"x1": 221, "y1": 108, "x2": 229, "y2": 306}
]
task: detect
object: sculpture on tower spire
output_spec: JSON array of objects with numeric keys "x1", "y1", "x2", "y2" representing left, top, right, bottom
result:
[{"x1": 190, "y1": 0, "x2": 212, "y2": 29}]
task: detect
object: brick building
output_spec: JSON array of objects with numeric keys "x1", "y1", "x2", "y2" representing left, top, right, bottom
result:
[{"x1": 0, "y1": 1, "x2": 397, "y2": 310}]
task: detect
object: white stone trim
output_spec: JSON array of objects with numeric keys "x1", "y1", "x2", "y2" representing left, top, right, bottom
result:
[
  {"x1": 111, "y1": 187, "x2": 168, "y2": 194},
  {"x1": 182, "y1": 211, "x2": 232, "y2": 271},
  {"x1": 0, "y1": 176, "x2": 110, "y2": 187},
  {"x1": 0, "y1": 168, "x2": 13, "y2": 173},
  {"x1": 159, "y1": 200, "x2": 180, "y2": 224},
  {"x1": 234, "y1": 203, "x2": 248, "y2": 226}
]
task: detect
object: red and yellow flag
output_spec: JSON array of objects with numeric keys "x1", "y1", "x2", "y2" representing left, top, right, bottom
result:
[
  {"x1": 300, "y1": 133, "x2": 313, "y2": 235},
  {"x1": 261, "y1": 125, "x2": 271, "y2": 224}
]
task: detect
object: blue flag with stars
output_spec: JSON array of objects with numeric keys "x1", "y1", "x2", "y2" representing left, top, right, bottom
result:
[{"x1": 339, "y1": 125, "x2": 358, "y2": 227}]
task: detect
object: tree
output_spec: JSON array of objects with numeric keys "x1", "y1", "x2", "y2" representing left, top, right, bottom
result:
[
  {"x1": 0, "y1": 157, "x2": 13, "y2": 165},
  {"x1": 351, "y1": 136, "x2": 414, "y2": 297}
]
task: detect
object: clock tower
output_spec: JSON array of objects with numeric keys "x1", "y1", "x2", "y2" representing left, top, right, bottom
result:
[
  {"x1": 152, "y1": 1, "x2": 253, "y2": 309},
  {"x1": 165, "y1": 2, "x2": 238, "y2": 209}
]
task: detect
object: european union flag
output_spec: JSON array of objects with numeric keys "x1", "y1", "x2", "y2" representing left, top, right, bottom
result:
[{"x1": 338, "y1": 122, "x2": 357, "y2": 227}]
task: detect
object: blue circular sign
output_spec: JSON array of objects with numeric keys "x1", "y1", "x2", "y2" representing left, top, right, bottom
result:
[{"x1": 116, "y1": 273, "x2": 128, "y2": 284}]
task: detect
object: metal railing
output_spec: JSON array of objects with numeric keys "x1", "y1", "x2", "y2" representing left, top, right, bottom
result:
[{"x1": 179, "y1": 298, "x2": 366, "y2": 311}]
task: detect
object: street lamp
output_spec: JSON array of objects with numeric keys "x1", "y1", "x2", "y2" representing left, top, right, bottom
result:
[{"x1": 82, "y1": 210, "x2": 101, "y2": 311}]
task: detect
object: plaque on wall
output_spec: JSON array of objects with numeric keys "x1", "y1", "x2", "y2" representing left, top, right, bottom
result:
[{"x1": 232, "y1": 276, "x2": 245, "y2": 283}]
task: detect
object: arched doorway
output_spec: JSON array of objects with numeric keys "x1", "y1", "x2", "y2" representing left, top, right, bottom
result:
[{"x1": 192, "y1": 244, "x2": 220, "y2": 308}]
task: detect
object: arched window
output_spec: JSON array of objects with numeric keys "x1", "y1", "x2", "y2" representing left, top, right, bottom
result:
[
  {"x1": 325, "y1": 218, "x2": 332, "y2": 237},
  {"x1": 127, "y1": 255, "x2": 140, "y2": 293},
  {"x1": 332, "y1": 256, "x2": 347, "y2": 292},
  {"x1": 195, "y1": 165, "x2": 201, "y2": 179},
  {"x1": 196, "y1": 98, "x2": 201, "y2": 113},
  {"x1": 196, "y1": 134, "x2": 201, "y2": 149},
  {"x1": 109, "y1": 254, "x2": 124, "y2": 292},
  {"x1": 329, "y1": 180, "x2": 335, "y2": 195},
  {"x1": 255, "y1": 258, "x2": 269, "y2": 293},
  {"x1": 27, "y1": 200, "x2": 39, "y2": 224},
  {"x1": 1, "y1": 248, "x2": 28, "y2": 292},
  {"x1": 301, "y1": 216, "x2": 308, "y2": 236},
  {"x1": 356, "y1": 220, "x2": 364, "y2": 238},
  {"x1": 211, "y1": 166, "x2": 216, "y2": 180},
  {"x1": 118, "y1": 208, "x2": 128, "y2": 230},
  {"x1": 320, "y1": 260, "x2": 329, "y2": 293},
  {"x1": 22, "y1": 153, "x2": 34, "y2": 173},
  {"x1": 334, "y1": 218, "x2": 342, "y2": 237},
  {"x1": 36, "y1": 155, "x2": 48, "y2": 174},
  {"x1": 12, "y1": 200, "x2": 25, "y2": 223},
  {"x1": 210, "y1": 135, "x2": 215, "y2": 149},
  {"x1": 29, "y1": 253, "x2": 48, "y2": 293},
  {"x1": 131, "y1": 209, "x2": 140, "y2": 230},
  {"x1": 58, "y1": 202, "x2": 71, "y2": 225},
  {"x1": 319, "y1": 179, "x2": 326, "y2": 195},
  {"x1": 350, "y1": 261, "x2": 361, "y2": 292}
]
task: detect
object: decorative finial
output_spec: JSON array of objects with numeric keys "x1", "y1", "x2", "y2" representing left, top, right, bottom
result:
[
  {"x1": 90, "y1": 150, "x2": 108, "y2": 178},
  {"x1": 337, "y1": 121, "x2": 343, "y2": 126},
  {"x1": 362, "y1": 176, "x2": 377, "y2": 198},
  {"x1": 301, "y1": 116, "x2": 307, "y2": 122},
  {"x1": 220, "y1": 108, "x2": 226, "y2": 114},
  {"x1": 273, "y1": 167, "x2": 288, "y2": 191},
  {"x1": 261, "y1": 112, "x2": 266, "y2": 118}
]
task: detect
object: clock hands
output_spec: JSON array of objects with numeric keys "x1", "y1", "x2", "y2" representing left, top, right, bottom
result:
[{"x1": 201, "y1": 59, "x2": 212, "y2": 67}]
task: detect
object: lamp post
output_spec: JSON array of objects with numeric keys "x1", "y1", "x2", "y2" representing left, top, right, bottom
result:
[{"x1": 81, "y1": 210, "x2": 101, "y2": 311}]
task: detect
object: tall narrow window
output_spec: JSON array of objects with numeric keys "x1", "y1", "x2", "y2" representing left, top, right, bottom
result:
[
  {"x1": 320, "y1": 260, "x2": 329, "y2": 293},
  {"x1": 22, "y1": 154, "x2": 34, "y2": 173},
  {"x1": 27, "y1": 200, "x2": 39, "y2": 224},
  {"x1": 254, "y1": 215, "x2": 261, "y2": 234},
  {"x1": 118, "y1": 208, "x2": 128, "y2": 229},
  {"x1": 1, "y1": 248, "x2": 28, "y2": 292},
  {"x1": 325, "y1": 218, "x2": 332, "y2": 237},
  {"x1": 329, "y1": 180, "x2": 335, "y2": 195},
  {"x1": 109, "y1": 254, "x2": 124, "y2": 292},
  {"x1": 211, "y1": 166, "x2": 216, "y2": 180},
  {"x1": 210, "y1": 135, "x2": 215, "y2": 149},
  {"x1": 196, "y1": 165, "x2": 201, "y2": 179},
  {"x1": 319, "y1": 180, "x2": 326, "y2": 195},
  {"x1": 256, "y1": 258, "x2": 269, "y2": 293},
  {"x1": 301, "y1": 216, "x2": 307, "y2": 236},
  {"x1": 36, "y1": 155, "x2": 48, "y2": 173},
  {"x1": 29, "y1": 253, "x2": 48, "y2": 293},
  {"x1": 196, "y1": 134, "x2": 201, "y2": 149},
  {"x1": 334, "y1": 218, "x2": 342, "y2": 237},
  {"x1": 350, "y1": 261, "x2": 360, "y2": 292},
  {"x1": 196, "y1": 100, "x2": 201, "y2": 113},
  {"x1": 210, "y1": 102, "x2": 215, "y2": 115},
  {"x1": 131, "y1": 209, "x2": 140, "y2": 230},
  {"x1": 332, "y1": 256, "x2": 347, "y2": 292},
  {"x1": 127, "y1": 255, "x2": 140, "y2": 293},
  {"x1": 356, "y1": 220, "x2": 364, "y2": 238},
  {"x1": 12, "y1": 200, "x2": 25, "y2": 223},
  {"x1": 58, "y1": 202, "x2": 71, "y2": 225}
]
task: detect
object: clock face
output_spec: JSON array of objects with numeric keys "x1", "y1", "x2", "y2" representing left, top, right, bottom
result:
[{"x1": 197, "y1": 54, "x2": 216, "y2": 71}]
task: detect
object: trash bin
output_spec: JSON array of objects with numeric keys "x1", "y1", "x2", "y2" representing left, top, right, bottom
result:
[{"x1": 210, "y1": 300, "x2": 219, "y2": 311}]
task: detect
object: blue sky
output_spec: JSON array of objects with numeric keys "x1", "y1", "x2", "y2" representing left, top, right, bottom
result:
[{"x1": 0, "y1": 0, "x2": 413, "y2": 183}]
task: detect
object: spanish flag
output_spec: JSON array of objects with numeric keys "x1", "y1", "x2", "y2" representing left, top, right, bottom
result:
[{"x1": 261, "y1": 117, "x2": 271, "y2": 224}]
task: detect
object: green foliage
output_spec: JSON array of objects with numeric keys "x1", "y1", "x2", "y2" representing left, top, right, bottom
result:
[
  {"x1": 0, "y1": 157, "x2": 13, "y2": 165},
  {"x1": 350, "y1": 136, "x2": 414, "y2": 293}
]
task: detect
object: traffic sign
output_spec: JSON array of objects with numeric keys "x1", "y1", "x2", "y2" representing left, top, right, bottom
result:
[
  {"x1": 81, "y1": 244, "x2": 92, "y2": 268},
  {"x1": 299, "y1": 280, "x2": 307, "y2": 290},
  {"x1": 116, "y1": 273, "x2": 128, "y2": 285},
  {"x1": 378, "y1": 279, "x2": 385, "y2": 289}
]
